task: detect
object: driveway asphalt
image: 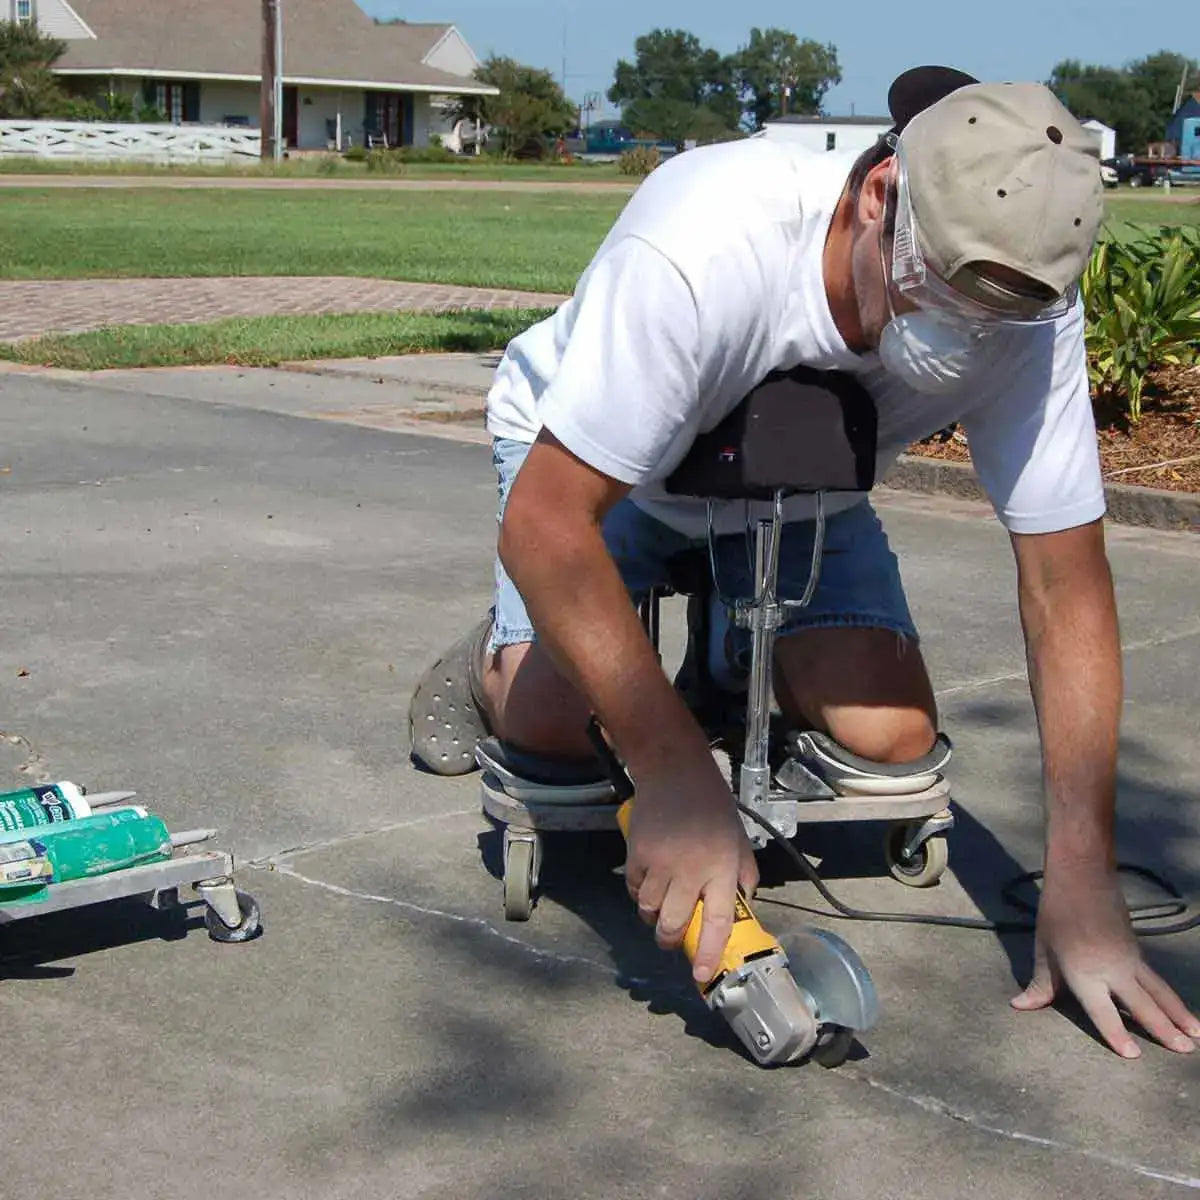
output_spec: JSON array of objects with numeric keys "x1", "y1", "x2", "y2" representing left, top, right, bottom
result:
[{"x1": 0, "y1": 359, "x2": 1196, "y2": 1200}]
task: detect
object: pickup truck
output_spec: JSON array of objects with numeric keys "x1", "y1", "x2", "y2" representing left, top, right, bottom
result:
[{"x1": 1103, "y1": 153, "x2": 1200, "y2": 187}]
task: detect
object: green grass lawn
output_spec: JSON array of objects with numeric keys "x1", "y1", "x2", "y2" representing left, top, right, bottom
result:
[
  {"x1": 1, "y1": 185, "x2": 1193, "y2": 293},
  {"x1": 1103, "y1": 195, "x2": 1200, "y2": 238},
  {"x1": 0, "y1": 188, "x2": 627, "y2": 292},
  {"x1": 0, "y1": 308, "x2": 553, "y2": 370}
]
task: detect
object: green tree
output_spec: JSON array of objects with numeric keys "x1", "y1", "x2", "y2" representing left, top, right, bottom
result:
[
  {"x1": 1128, "y1": 51, "x2": 1200, "y2": 140},
  {"x1": 621, "y1": 97, "x2": 738, "y2": 147},
  {"x1": 608, "y1": 29, "x2": 740, "y2": 133},
  {"x1": 0, "y1": 20, "x2": 67, "y2": 118},
  {"x1": 1049, "y1": 51, "x2": 1199, "y2": 154},
  {"x1": 450, "y1": 55, "x2": 577, "y2": 158},
  {"x1": 1049, "y1": 61, "x2": 1143, "y2": 152},
  {"x1": 734, "y1": 28, "x2": 841, "y2": 129}
]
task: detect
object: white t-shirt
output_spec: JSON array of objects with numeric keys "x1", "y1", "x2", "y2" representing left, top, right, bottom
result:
[{"x1": 486, "y1": 136, "x2": 1105, "y2": 537}]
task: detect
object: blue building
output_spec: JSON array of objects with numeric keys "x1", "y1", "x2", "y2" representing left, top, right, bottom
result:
[{"x1": 1165, "y1": 92, "x2": 1200, "y2": 159}]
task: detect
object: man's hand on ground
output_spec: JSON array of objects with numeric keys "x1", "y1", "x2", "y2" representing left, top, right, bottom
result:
[
  {"x1": 1011, "y1": 862, "x2": 1200, "y2": 1058},
  {"x1": 623, "y1": 758, "x2": 759, "y2": 985}
]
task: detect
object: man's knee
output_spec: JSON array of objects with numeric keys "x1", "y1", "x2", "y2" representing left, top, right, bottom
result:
[
  {"x1": 482, "y1": 641, "x2": 594, "y2": 757},
  {"x1": 824, "y1": 707, "x2": 938, "y2": 765},
  {"x1": 774, "y1": 626, "x2": 939, "y2": 763}
]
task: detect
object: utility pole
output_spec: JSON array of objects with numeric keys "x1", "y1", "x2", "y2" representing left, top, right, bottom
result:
[
  {"x1": 1172, "y1": 62, "x2": 1188, "y2": 116},
  {"x1": 260, "y1": 0, "x2": 282, "y2": 161},
  {"x1": 275, "y1": 0, "x2": 284, "y2": 159}
]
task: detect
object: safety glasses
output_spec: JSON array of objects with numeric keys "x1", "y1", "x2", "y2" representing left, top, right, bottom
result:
[{"x1": 883, "y1": 138, "x2": 1076, "y2": 327}]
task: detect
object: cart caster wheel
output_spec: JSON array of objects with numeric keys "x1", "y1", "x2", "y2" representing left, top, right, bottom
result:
[
  {"x1": 886, "y1": 823, "x2": 948, "y2": 888},
  {"x1": 503, "y1": 837, "x2": 536, "y2": 922},
  {"x1": 811, "y1": 1025, "x2": 856, "y2": 1069},
  {"x1": 205, "y1": 890, "x2": 262, "y2": 943}
]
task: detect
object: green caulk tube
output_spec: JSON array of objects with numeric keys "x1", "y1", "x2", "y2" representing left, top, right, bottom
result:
[
  {"x1": 0, "y1": 782, "x2": 91, "y2": 832},
  {"x1": 0, "y1": 808, "x2": 173, "y2": 904}
]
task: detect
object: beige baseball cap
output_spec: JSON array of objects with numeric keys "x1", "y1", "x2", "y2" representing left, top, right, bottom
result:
[{"x1": 896, "y1": 81, "x2": 1104, "y2": 317}]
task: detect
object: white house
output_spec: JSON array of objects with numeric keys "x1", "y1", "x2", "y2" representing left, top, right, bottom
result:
[
  {"x1": 24, "y1": 0, "x2": 497, "y2": 151},
  {"x1": 1080, "y1": 119, "x2": 1117, "y2": 162},
  {"x1": 761, "y1": 114, "x2": 892, "y2": 156}
]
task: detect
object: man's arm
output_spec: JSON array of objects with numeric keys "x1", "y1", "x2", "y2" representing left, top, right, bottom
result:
[
  {"x1": 501, "y1": 431, "x2": 758, "y2": 982},
  {"x1": 1010, "y1": 519, "x2": 1198, "y2": 1056}
]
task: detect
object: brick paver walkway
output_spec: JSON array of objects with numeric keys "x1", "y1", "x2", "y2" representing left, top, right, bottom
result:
[
  {"x1": 0, "y1": 277, "x2": 569, "y2": 342},
  {"x1": 0, "y1": 175, "x2": 636, "y2": 194}
]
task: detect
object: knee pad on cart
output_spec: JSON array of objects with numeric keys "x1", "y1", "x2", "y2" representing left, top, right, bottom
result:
[
  {"x1": 785, "y1": 730, "x2": 952, "y2": 797},
  {"x1": 474, "y1": 737, "x2": 616, "y2": 805}
]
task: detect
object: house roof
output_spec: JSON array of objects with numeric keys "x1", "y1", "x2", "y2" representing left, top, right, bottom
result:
[
  {"x1": 768, "y1": 114, "x2": 891, "y2": 126},
  {"x1": 54, "y1": 0, "x2": 498, "y2": 95}
]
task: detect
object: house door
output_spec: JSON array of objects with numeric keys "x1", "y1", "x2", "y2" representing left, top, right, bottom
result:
[
  {"x1": 380, "y1": 93, "x2": 402, "y2": 146},
  {"x1": 282, "y1": 86, "x2": 299, "y2": 149},
  {"x1": 364, "y1": 92, "x2": 411, "y2": 147}
]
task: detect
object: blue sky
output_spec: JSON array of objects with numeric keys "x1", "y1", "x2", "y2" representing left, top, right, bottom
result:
[{"x1": 363, "y1": 0, "x2": 1190, "y2": 121}]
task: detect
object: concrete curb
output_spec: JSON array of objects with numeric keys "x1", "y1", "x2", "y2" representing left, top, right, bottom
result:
[
  {"x1": 277, "y1": 360, "x2": 492, "y2": 396},
  {"x1": 883, "y1": 454, "x2": 1200, "y2": 532}
]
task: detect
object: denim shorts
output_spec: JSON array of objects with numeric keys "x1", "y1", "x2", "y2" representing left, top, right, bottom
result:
[{"x1": 490, "y1": 437, "x2": 917, "y2": 684}]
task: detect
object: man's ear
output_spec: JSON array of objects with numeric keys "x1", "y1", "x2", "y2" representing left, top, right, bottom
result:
[{"x1": 856, "y1": 160, "x2": 891, "y2": 228}]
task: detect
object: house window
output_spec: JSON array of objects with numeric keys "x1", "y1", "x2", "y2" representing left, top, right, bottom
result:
[
  {"x1": 825, "y1": 131, "x2": 836, "y2": 151},
  {"x1": 15, "y1": 0, "x2": 33, "y2": 23}
]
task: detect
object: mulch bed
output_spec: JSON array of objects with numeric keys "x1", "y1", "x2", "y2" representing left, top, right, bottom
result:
[{"x1": 911, "y1": 363, "x2": 1200, "y2": 493}]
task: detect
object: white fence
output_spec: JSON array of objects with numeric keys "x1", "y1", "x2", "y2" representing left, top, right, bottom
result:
[{"x1": 0, "y1": 120, "x2": 262, "y2": 163}]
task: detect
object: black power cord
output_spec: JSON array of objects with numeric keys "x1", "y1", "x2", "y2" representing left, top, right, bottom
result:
[
  {"x1": 736, "y1": 802, "x2": 1200, "y2": 938},
  {"x1": 585, "y1": 717, "x2": 1199, "y2": 939}
]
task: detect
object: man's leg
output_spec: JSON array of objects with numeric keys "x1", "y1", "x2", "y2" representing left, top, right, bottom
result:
[
  {"x1": 773, "y1": 627, "x2": 938, "y2": 763},
  {"x1": 481, "y1": 479, "x2": 691, "y2": 759},
  {"x1": 410, "y1": 435, "x2": 687, "y2": 771},
  {"x1": 721, "y1": 497, "x2": 937, "y2": 763},
  {"x1": 480, "y1": 641, "x2": 596, "y2": 760}
]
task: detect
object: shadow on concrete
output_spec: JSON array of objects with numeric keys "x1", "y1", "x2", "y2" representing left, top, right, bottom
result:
[
  {"x1": 475, "y1": 822, "x2": 741, "y2": 1057},
  {"x1": 462, "y1": 685, "x2": 1199, "y2": 1066},
  {"x1": 0, "y1": 896, "x2": 208, "y2": 979}
]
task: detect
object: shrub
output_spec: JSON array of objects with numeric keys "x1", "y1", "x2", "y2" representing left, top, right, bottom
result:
[
  {"x1": 342, "y1": 145, "x2": 367, "y2": 162},
  {"x1": 58, "y1": 95, "x2": 104, "y2": 122},
  {"x1": 618, "y1": 145, "x2": 660, "y2": 177},
  {"x1": 365, "y1": 148, "x2": 406, "y2": 174},
  {"x1": 1082, "y1": 226, "x2": 1200, "y2": 423},
  {"x1": 393, "y1": 144, "x2": 457, "y2": 164}
]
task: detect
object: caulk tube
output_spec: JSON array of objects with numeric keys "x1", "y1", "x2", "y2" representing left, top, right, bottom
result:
[
  {"x1": 0, "y1": 783, "x2": 91, "y2": 833},
  {"x1": 0, "y1": 806, "x2": 148, "y2": 847},
  {"x1": 0, "y1": 809, "x2": 171, "y2": 903}
]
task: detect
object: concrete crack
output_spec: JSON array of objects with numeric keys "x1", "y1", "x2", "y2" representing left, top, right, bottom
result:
[
  {"x1": 249, "y1": 807, "x2": 480, "y2": 867},
  {"x1": 860, "y1": 1075, "x2": 1200, "y2": 1190},
  {"x1": 936, "y1": 624, "x2": 1200, "y2": 699},
  {"x1": 261, "y1": 858, "x2": 1198, "y2": 1190},
  {"x1": 257, "y1": 859, "x2": 648, "y2": 982}
]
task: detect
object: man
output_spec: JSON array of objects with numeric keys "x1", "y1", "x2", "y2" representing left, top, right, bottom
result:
[{"x1": 410, "y1": 68, "x2": 1198, "y2": 1058}]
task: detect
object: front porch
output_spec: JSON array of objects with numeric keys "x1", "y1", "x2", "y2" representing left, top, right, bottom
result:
[{"x1": 61, "y1": 75, "x2": 448, "y2": 152}]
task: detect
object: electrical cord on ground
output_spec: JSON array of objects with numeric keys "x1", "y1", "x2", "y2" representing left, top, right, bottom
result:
[
  {"x1": 585, "y1": 715, "x2": 1199, "y2": 937},
  {"x1": 737, "y1": 802, "x2": 1200, "y2": 938}
]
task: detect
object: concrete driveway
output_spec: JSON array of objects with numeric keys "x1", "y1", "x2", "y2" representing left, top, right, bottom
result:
[{"x1": 0, "y1": 363, "x2": 1196, "y2": 1199}]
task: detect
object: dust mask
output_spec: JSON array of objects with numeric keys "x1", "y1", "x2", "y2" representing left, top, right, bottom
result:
[{"x1": 877, "y1": 311, "x2": 993, "y2": 395}]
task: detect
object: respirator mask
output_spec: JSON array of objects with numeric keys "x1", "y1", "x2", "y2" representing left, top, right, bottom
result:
[{"x1": 876, "y1": 143, "x2": 1073, "y2": 395}]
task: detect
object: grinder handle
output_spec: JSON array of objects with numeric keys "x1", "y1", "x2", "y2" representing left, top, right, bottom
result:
[{"x1": 616, "y1": 798, "x2": 781, "y2": 994}]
